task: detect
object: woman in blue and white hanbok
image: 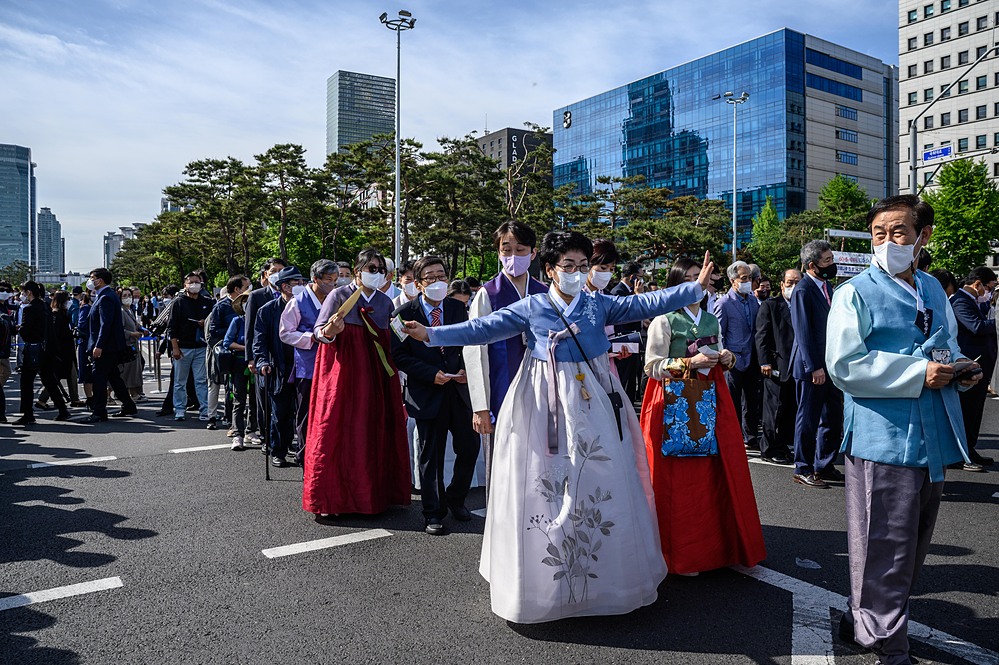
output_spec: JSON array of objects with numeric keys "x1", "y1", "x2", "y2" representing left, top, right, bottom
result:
[{"x1": 402, "y1": 232, "x2": 711, "y2": 624}]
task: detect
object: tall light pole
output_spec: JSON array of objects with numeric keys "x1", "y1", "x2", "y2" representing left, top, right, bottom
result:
[
  {"x1": 380, "y1": 10, "x2": 416, "y2": 269},
  {"x1": 714, "y1": 91, "x2": 749, "y2": 261}
]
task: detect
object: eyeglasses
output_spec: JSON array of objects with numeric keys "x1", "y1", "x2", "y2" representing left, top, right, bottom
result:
[
  {"x1": 554, "y1": 263, "x2": 589, "y2": 273},
  {"x1": 420, "y1": 273, "x2": 448, "y2": 283},
  {"x1": 362, "y1": 266, "x2": 387, "y2": 274}
]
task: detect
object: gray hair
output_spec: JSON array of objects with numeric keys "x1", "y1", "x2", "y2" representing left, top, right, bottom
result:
[
  {"x1": 311, "y1": 259, "x2": 339, "y2": 281},
  {"x1": 726, "y1": 260, "x2": 751, "y2": 281},
  {"x1": 800, "y1": 240, "x2": 832, "y2": 270},
  {"x1": 748, "y1": 263, "x2": 762, "y2": 280}
]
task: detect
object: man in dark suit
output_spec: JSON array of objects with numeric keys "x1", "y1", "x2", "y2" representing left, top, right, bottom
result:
[
  {"x1": 244, "y1": 257, "x2": 286, "y2": 445},
  {"x1": 391, "y1": 256, "x2": 479, "y2": 536},
  {"x1": 950, "y1": 266, "x2": 998, "y2": 468},
  {"x1": 789, "y1": 240, "x2": 843, "y2": 488},
  {"x1": 714, "y1": 260, "x2": 762, "y2": 451},
  {"x1": 611, "y1": 261, "x2": 645, "y2": 403},
  {"x1": 754, "y1": 268, "x2": 801, "y2": 465},
  {"x1": 253, "y1": 265, "x2": 304, "y2": 468},
  {"x1": 83, "y1": 267, "x2": 136, "y2": 423}
]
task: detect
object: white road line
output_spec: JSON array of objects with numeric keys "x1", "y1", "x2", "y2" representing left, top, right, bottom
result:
[
  {"x1": 27, "y1": 456, "x2": 118, "y2": 469},
  {"x1": 169, "y1": 444, "x2": 232, "y2": 454},
  {"x1": 0, "y1": 577, "x2": 123, "y2": 612},
  {"x1": 262, "y1": 529, "x2": 392, "y2": 559},
  {"x1": 733, "y1": 565, "x2": 999, "y2": 665}
]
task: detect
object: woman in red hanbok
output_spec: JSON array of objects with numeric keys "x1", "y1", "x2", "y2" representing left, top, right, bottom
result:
[
  {"x1": 639, "y1": 258, "x2": 766, "y2": 575},
  {"x1": 303, "y1": 249, "x2": 411, "y2": 516}
]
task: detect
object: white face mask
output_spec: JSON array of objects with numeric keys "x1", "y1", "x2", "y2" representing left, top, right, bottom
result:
[
  {"x1": 423, "y1": 281, "x2": 448, "y2": 302},
  {"x1": 86, "y1": 278, "x2": 96, "y2": 291},
  {"x1": 737, "y1": 281, "x2": 754, "y2": 295},
  {"x1": 360, "y1": 271, "x2": 386, "y2": 290},
  {"x1": 782, "y1": 286, "x2": 794, "y2": 301},
  {"x1": 873, "y1": 239, "x2": 920, "y2": 276},
  {"x1": 121, "y1": 297, "x2": 133, "y2": 306},
  {"x1": 589, "y1": 270, "x2": 612, "y2": 290},
  {"x1": 556, "y1": 270, "x2": 583, "y2": 297},
  {"x1": 291, "y1": 284, "x2": 306, "y2": 297},
  {"x1": 403, "y1": 281, "x2": 419, "y2": 298},
  {"x1": 187, "y1": 283, "x2": 202, "y2": 294},
  {"x1": 978, "y1": 292, "x2": 991, "y2": 304},
  {"x1": 335, "y1": 276, "x2": 351, "y2": 287}
]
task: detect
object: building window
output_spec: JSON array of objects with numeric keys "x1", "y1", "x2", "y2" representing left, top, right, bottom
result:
[
  {"x1": 941, "y1": 26, "x2": 952, "y2": 40},
  {"x1": 994, "y1": 162, "x2": 999, "y2": 177},
  {"x1": 977, "y1": 15, "x2": 988, "y2": 30},
  {"x1": 978, "y1": 75, "x2": 989, "y2": 90},
  {"x1": 925, "y1": 116, "x2": 935, "y2": 130},
  {"x1": 994, "y1": 132, "x2": 999, "y2": 146},
  {"x1": 995, "y1": 102, "x2": 999, "y2": 116},
  {"x1": 836, "y1": 150, "x2": 858, "y2": 165},
  {"x1": 978, "y1": 105, "x2": 988, "y2": 119},
  {"x1": 924, "y1": 32, "x2": 934, "y2": 46},
  {"x1": 959, "y1": 21, "x2": 970, "y2": 36},
  {"x1": 958, "y1": 0, "x2": 968, "y2": 6},
  {"x1": 977, "y1": 134, "x2": 987, "y2": 149},
  {"x1": 941, "y1": 84, "x2": 952, "y2": 97},
  {"x1": 925, "y1": 87, "x2": 934, "y2": 101},
  {"x1": 805, "y1": 49, "x2": 863, "y2": 79},
  {"x1": 908, "y1": 37, "x2": 918, "y2": 50},
  {"x1": 908, "y1": 91, "x2": 918, "y2": 105},
  {"x1": 806, "y1": 73, "x2": 863, "y2": 101},
  {"x1": 943, "y1": 0, "x2": 952, "y2": 10},
  {"x1": 908, "y1": 8, "x2": 919, "y2": 22},
  {"x1": 941, "y1": 55, "x2": 952, "y2": 69},
  {"x1": 959, "y1": 50, "x2": 970, "y2": 64},
  {"x1": 836, "y1": 128, "x2": 859, "y2": 142},
  {"x1": 977, "y1": 45, "x2": 989, "y2": 59},
  {"x1": 959, "y1": 108, "x2": 969, "y2": 122},
  {"x1": 924, "y1": 4, "x2": 934, "y2": 17},
  {"x1": 942, "y1": 112, "x2": 952, "y2": 125},
  {"x1": 836, "y1": 105, "x2": 858, "y2": 120},
  {"x1": 908, "y1": 64, "x2": 918, "y2": 78},
  {"x1": 838, "y1": 173, "x2": 859, "y2": 183},
  {"x1": 959, "y1": 137, "x2": 969, "y2": 152},
  {"x1": 925, "y1": 60, "x2": 935, "y2": 74},
  {"x1": 959, "y1": 80, "x2": 969, "y2": 93}
]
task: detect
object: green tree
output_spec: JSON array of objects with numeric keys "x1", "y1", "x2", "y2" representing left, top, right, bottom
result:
[
  {"x1": 818, "y1": 174, "x2": 873, "y2": 231},
  {"x1": 923, "y1": 158, "x2": 999, "y2": 276},
  {"x1": 0, "y1": 260, "x2": 35, "y2": 285},
  {"x1": 254, "y1": 144, "x2": 309, "y2": 262}
]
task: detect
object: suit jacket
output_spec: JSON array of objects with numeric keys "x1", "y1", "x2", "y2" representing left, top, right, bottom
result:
[
  {"x1": 88, "y1": 287, "x2": 127, "y2": 354},
  {"x1": 610, "y1": 280, "x2": 642, "y2": 334},
  {"x1": 755, "y1": 296, "x2": 795, "y2": 382},
  {"x1": 789, "y1": 274, "x2": 833, "y2": 380},
  {"x1": 252, "y1": 297, "x2": 293, "y2": 394},
  {"x1": 950, "y1": 288, "x2": 998, "y2": 371},
  {"x1": 391, "y1": 296, "x2": 472, "y2": 420},
  {"x1": 244, "y1": 286, "x2": 278, "y2": 362},
  {"x1": 713, "y1": 290, "x2": 760, "y2": 372}
]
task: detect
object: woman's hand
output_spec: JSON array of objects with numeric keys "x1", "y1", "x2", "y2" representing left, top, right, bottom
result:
[
  {"x1": 616, "y1": 346, "x2": 633, "y2": 360},
  {"x1": 696, "y1": 251, "x2": 715, "y2": 292},
  {"x1": 402, "y1": 320, "x2": 429, "y2": 342},
  {"x1": 321, "y1": 314, "x2": 345, "y2": 339},
  {"x1": 718, "y1": 349, "x2": 735, "y2": 368},
  {"x1": 688, "y1": 352, "x2": 719, "y2": 369}
]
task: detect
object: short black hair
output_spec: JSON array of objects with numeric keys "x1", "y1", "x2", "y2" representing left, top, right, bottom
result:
[
  {"x1": 538, "y1": 231, "x2": 593, "y2": 271},
  {"x1": 493, "y1": 220, "x2": 537, "y2": 249},
  {"x1": 916, "y1": 248, "x2": 933, "y2": 271},
  {"x1": 464, "y1": 276, "x2": 481, "y2": 289},
  {"x1": 90, "y1": 267, "x2": 113, "y2": 284},
  {"x1": 591, "y1": 238, "x2": 620, "y2": 267},
  {"x1": 447, "y1": 279, "x2": 473, "y2": 299},
  {"x1": 226, "y1": 275, "x2": 248, "y2": 293},
  {"x1": 412, "y1": 256, "x2": 447, "y2": 281},
  {"x1": 354, "y1": 248, "x2": 386, "y2": 273},
  {"x1": 0, "y1": 281, "x2": 12, "y2": 291},
  {"x1": 866, "y1": 195, "x2": 934, "y2": 232},
  {"x1": 930, "y1": 269, "x2": 957, "y2": 293},
  {"x1": 184, "y1": 272, "x2": 202, "y2": 282},
  {"x1": 162, "y1": 285, "x2": 180, "y2": 297},
  {"x1": 967, "y1": 266, "x2": 998, "y2": 285},
  {"x1": 260, "y1": 257, "x2": 286, "y2": 276},
  {"x1": 666, "y1": 257, "x2": 699, "y2": 289},
  {"x1": 622, "y1": 261, "x2": 644, "y2": 279},
  {"x1": 399, "y1": 259, "x2": 416, "y2": 276}
]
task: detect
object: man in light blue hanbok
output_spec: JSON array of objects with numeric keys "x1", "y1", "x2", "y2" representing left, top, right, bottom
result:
[
  {"x1": 401, "y1": 231, "x2": 713, "y2": 624},
  {"x1": 826, "y1": 195, "x2": 982, "y2": 665}
]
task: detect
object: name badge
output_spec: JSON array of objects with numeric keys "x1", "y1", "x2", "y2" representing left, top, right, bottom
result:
[{"x1": 931, "y1": 348, "x2": 952, "y2": 364}]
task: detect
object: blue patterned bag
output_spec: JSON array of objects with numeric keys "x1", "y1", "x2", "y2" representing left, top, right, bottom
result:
[{"x1": 660, "y1": 376, "x2": 719, "y2": 457}]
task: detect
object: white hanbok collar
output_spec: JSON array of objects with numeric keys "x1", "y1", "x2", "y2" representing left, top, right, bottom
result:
[
  {"x1": 683, "y1": 306, "x2": 702, "y2": 325},
  {"x1": 871, "y1": 259, "x2": 925, "y2": 312},
  {"x1": 548, "y1": 284, "x2": 582, "y2": 318}
]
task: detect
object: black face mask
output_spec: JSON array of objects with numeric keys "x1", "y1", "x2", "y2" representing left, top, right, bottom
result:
[
  {"x1": 816, "y1": 263, "x2": 837, "y2": 281},
  {"x1": 710, "y1": 276, "x2": 724, "y2": 289}
]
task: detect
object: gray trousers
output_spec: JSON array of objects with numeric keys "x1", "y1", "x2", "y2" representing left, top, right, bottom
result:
[{"x1": 844, "y1": 455, "x2": 943, "y2": 665}]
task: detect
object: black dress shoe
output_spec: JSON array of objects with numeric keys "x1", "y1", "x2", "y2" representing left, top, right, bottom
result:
[
  {"x1": 817, "y1": 467, "x2": 845, "y2": 482},
  {"x1": 270, "y1": 456, "x2": 287, "y2": 468},
  {"x1": 155, "y1": 410, "x2": 171, "y2": 417},
  {"x1": 450, "y1": 505, "x2": 472, "y2": 522},
  {"x1": 206, "y1": 418, "x2": 218, "y2": 430},
  {"x1": 111, "y1": 409, "x2": 137, "y2": 418},
  {"x1": 969, "y1": 452, "x2": 994, "y2": 466},
  {"x1": 12, "y1": 416, "x2": 36, "y2": 426},
  {"x1": 761, "y1": 455, "x2": 793, "y2": 466},
  {"x1": 53, "y1": 411, "x2": 72, "y2": 422},
  {"x1": 80, "y1": 414, "x2": 109, "y2": 424},
  {"x1": 425, "y1": 518, "x2": 447, "y2": 536},
  {"x1": 793, "y1": 473, "x2": 829, "y2": 489}
]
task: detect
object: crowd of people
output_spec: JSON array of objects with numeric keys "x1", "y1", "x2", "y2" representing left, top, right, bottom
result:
[{"x1": 5, "y1": 194, "x2": 993, "y2": 665}]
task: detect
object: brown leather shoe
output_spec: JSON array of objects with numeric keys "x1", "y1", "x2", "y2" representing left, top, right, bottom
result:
[{"x1": 793, "y1": 473, "x2": 829, "y2": 489}]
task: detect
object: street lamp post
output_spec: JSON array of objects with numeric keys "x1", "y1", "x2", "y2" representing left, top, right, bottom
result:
[
  {"x1": 379, "y1": 10, "x2": 416, "y2": 269},
  {"x1": 715, "y1": 91, "x2": 749, "y2": 261}
]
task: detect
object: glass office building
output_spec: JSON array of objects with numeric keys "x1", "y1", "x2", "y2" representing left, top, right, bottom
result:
[
  {"x1": 326, "y1": 70, "x2": 396, "y2": 154},
  {"x1": 0, "y1": 144, "x2": 34, "y2": 268},
  {"x1": 553, "y1": 29, "x2": 898, "y2": 245}
]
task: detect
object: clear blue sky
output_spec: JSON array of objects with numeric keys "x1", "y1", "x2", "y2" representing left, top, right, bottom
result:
[{"x1": 0, "y1": 0, "x2": 898, "y2": 272}]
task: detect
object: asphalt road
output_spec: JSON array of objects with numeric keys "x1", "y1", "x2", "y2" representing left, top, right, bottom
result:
[{"x1": 1, "y1": 381, "x2": 997, "y2": 664}]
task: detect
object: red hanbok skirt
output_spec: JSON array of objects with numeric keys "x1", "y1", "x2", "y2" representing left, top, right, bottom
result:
[
  {"x1": 639, "y1": 366, "x2": 766, "y2": 574},
  {"x1": 302, "y1": 323, "x2": 411, "y2": 515}
]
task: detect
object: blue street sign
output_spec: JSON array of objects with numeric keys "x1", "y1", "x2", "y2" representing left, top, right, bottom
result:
[{"x1": 923, "y1": 146, "x2": 952, "y2": 162}]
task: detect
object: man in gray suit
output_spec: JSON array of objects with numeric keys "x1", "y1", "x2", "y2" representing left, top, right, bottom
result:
[{"x1": 714, "y1": 261, "x2": 762, "y2": 451}]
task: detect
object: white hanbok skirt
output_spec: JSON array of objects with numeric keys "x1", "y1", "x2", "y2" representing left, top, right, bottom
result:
[{"x1": 480, "y1": 353, "x2": 667, "y2": 623}]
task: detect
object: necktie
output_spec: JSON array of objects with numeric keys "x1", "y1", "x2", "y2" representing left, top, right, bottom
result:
[
  {"x1": 430, "y1": 307, "x2": 441, "y2": 327},
  {"x1": 822, "y1": 280, "x2": 832, "y2": 304}
]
